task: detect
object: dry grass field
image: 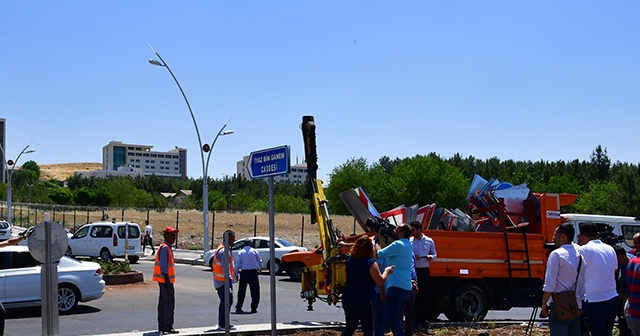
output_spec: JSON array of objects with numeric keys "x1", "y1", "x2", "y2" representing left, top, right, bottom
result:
[
  {"x1": 121, "y1": 210, "x2": 357, "y2": 250},
  {"x1": 38, "y1": 162, "x2": 102, "y2": 180},
  {"x1": 18, "y1": 207, "x2": 356, "y2": 251},
  {"x1": 27, "y1": 163, "x2": 356, "y2": 249}
]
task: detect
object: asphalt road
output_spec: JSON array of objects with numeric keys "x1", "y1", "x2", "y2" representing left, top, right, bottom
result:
[
  {"x1": 4, "y1": 258, "x2": 535, "y2": 335},
  {"x1": 4, "y1": 258, "x2": 349, "y2": 336}
]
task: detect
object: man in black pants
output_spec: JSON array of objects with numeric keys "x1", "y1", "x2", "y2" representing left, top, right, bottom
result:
[
  {"x1": 235, "y1": 239, "x2": 262, "y2": 314},
  {"x1": 409, "y1": 221, "x2": 437, "y2": 328}
]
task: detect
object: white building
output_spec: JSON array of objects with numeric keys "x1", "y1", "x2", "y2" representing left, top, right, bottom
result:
[
  {"x1": 77, "y1": 141, "x2": 187, "y2": 178},
  {"x1": 237, "y1": 155, "x2": 308, "y2": 184}
]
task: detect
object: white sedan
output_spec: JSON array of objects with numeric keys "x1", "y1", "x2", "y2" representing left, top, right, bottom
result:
[
  {"x1": 0, "y1": 246, "x2": 105, "y2": 312},
  {"x1": 202, "y1": 236, "x2": 307, "y2": 273}
]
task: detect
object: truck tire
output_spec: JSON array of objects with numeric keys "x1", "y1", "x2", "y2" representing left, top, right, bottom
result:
[
  {"x1": 445, "y1": 283, "x2": 489, "y2": 322},
  {"x1": 288, "y1": 262, "x2": 306, "y2": 282}
]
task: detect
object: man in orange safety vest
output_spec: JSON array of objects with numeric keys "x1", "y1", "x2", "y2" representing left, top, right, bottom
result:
[
  {"x1": 153, "y1": 226, "x2": 179, "y2": 334},
  {"x1": 213, "y1": 230, "x2": 236, "y2": 331}
]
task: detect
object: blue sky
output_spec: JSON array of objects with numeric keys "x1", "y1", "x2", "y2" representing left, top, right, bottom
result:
[{"x1": 2, "y1": 2, "x2": 639, "y2": 184}]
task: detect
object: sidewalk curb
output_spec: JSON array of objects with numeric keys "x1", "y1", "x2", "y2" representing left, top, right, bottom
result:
[{"x1": 92, "y1": 321, "x2": 345, "y2": 336}]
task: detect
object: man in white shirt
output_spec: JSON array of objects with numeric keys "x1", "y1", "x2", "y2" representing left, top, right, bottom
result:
[
  {"x1": 409, "y1": 220, "x2": 437, "y2": 328},
  {"x1": 577, "y1": 221, "x2": 618, "y2": 336},
  {"x1": 541, "y1": 223, "x2": 583, "y2": 335},
  {"x1": 234, "y1": 239, "x2": 262, "y2": 314},
  {"x1": 144, "y1": 220, "x2": 155, "y2": 255}
]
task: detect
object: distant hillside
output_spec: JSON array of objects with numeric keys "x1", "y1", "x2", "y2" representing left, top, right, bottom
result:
[{"x1": 38, "y1": 162, "x2": 102, "y2": 180}]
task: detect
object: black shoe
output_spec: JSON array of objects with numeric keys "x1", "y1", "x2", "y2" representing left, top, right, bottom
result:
[
  {"x1": 161, "y1": 329, "x2": 179, "y2": 334},
  {"x1": 235, "y1": 308, "x2": 244, "y2": 313},
  {"x1": 251, "y1": 309, "x2": 257, "y2": 313}
]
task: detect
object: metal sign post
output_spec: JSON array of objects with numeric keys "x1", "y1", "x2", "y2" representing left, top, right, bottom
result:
[
  {"x1": 28, "y1": 213, "x2": 68, "y2": 336},
  {"x1": 247, "y1": 145, "x2": 290, "y2": 336}
]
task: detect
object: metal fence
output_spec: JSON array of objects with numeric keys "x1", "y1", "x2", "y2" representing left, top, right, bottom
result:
[{"x1": 0, "y1": 202, "x2": 357, "y2": 250}]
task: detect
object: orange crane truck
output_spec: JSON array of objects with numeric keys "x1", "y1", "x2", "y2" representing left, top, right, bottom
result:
[{"x1": 297, "y1": 115, "x2": 577, "y2": 322}]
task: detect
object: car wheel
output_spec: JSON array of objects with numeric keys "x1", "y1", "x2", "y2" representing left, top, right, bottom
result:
[
  {"x1": 445, "y1": 283, "x2": 489, "y2": 322},
  {"x1": 64, "y1": 246, "x2": 73, "y2": 257},
  {"x1": 289, "y1": 262, "x2": 305, "y2": 282},
  {"x1": 100, "y1": 248, "x2": 112, "y2": 262},
  {"x1": 58, "y1": 284, "x2": 80, "y2": 312},
  {"x1": 128, "y1": 256, "x2": 139, "y2": 264},
  {"x1": 267, "y1": 259, "x2": 282, "y2": 274}
]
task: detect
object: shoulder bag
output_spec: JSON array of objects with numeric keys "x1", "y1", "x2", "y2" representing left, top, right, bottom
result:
[{"x1": 551, "y1": 255, "x2": 582, "y2": 320}]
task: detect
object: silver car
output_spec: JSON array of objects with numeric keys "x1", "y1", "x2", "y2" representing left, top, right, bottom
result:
[
  {"x1": 0, "y1": 246, "x2": 105, "y2": 312},
  {"x1": 0, "y1": 220, "x2": 13, "y2": 241}
]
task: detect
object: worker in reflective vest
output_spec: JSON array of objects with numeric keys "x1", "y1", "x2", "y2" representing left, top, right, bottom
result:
[
  {"x1": 213, "y1": 230, "x2": 236, "y2": 331},
  {"x1": 153, "y1": 226, "x2": 179, "y2": 334}
]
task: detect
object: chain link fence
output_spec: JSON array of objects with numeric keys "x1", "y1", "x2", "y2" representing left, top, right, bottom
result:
[{"x1": 0, "y1": 202, "x2": 357, "y2": 250}]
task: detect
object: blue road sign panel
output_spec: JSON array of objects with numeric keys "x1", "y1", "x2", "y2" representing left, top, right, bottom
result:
[{"x1": 248, "y1": 145, "x2": 290, "y2": 179}]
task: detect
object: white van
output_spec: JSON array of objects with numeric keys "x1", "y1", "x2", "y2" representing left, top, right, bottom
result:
[
  {"x1": 561, "y1": 214, "x2": 640, "y2": 252},
  {"x1": 67, "y1": 221, "x2": 143, "y2": 263}
]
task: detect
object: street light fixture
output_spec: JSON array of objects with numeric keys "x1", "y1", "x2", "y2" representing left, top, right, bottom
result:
[
  {"x1": 0, "y1": 144, "x2": 36, "y2": 224},
  {"x1": 148, "y1": 46, "x2": 233, "y2": 251}
]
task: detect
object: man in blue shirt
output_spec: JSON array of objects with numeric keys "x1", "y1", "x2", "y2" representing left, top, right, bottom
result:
[
  {"x1": 376, "y1": 223, "x2": 413, "y2": 336},
  {"x1": 235, "y1": 239, "x2": 262, "y2": 314}
]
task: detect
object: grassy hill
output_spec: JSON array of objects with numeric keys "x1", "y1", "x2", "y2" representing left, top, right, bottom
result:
[{"x1": 38, "y1": 162, "x2": 102, "y2": 180}]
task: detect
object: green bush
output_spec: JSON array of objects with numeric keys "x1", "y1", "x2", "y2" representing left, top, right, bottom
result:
[{"x1": 97, "y1": 259, "x2": 131, "y2": 275}]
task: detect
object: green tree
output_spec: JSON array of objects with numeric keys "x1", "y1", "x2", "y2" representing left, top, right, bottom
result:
[
  {"x1": 325, "y1": 157, "x2": 374, "y2": 215},
  {"x1": 106, "y1": 178, "x2": 137, "y2": 207},
  {"x1": 73, "y1": 187, "x2": 95, "y2": 205},
  {"x1": 574, "y1": 180, "x2": 626, "y2": 215},
  {"x1": 48, "y1": 185, "x2": 73, "y2": 205},
  {"x1": 590, "y1": 145, "x2": 611, "y2": 181}
]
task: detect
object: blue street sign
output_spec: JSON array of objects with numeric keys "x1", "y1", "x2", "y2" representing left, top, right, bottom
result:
[{"x1": 248, "y1": 145, "x2": 290, "y2": 179}]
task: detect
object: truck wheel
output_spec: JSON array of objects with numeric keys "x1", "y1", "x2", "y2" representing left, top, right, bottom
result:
[
  {"x1": 445, "y1": 283, "x2": 489, "y2": 322},
  {"x1": 289, "y1": 262, "x2": 306, "y2": 282}
]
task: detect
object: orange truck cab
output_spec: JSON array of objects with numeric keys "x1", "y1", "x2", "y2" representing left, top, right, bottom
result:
[{"x1": 281, "y1": 238, "x2": 357, "y2": 281}]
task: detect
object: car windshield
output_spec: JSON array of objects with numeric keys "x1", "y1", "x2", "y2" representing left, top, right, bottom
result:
[{"x1": 276, "y1": 238, "x2": 295, "y2": 247}]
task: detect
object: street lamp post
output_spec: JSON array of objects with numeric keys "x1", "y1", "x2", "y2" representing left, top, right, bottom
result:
[
  {"x1": 0, "y1": 144, "x2": 36, "y2": 224},
  {"x1": 148, "y1": 47, "x2": 233, "y2": 251}
]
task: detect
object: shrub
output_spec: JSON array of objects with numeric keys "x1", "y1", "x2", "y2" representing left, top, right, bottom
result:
[{"x1": 97, "y1": 259, "x2": 131, "y2": 275}]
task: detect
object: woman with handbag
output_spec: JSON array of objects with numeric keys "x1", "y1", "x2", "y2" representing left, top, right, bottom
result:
[{"x1": 541, "y1": 223, "x2": 583, "y2": 336}]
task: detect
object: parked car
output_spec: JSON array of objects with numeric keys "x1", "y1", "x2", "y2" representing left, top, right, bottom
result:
[
  {"x1": 67, "y1": 221, "x2": 143, "y2": 263},
  {"x1": 0, "y1": 246, "x2": 105, "y2": 312},
  {"x1": 0, "y1": 220, "x2": 12, "y2": 241},
  {"x1": 202, "y1": 236, "x2": 307, "y2": 274}
]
